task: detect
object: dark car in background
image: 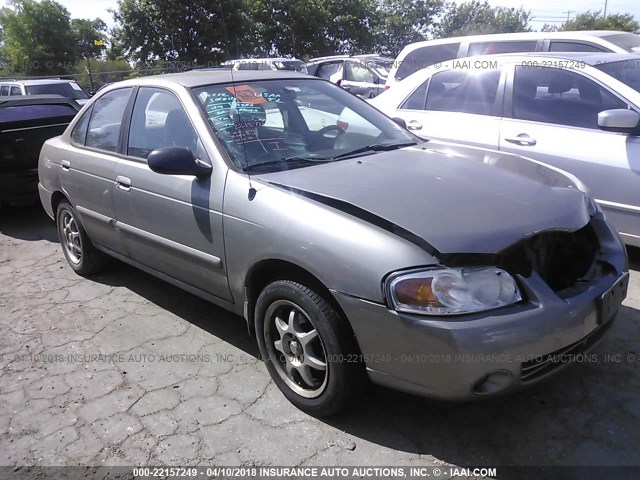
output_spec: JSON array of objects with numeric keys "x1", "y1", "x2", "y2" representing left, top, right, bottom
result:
[
  {"x1": 1, "y1": 95, "x2": 80, "y2": 205},
  {"x1": 307, "y1": 54, "x2": 394, "y2": 98}
]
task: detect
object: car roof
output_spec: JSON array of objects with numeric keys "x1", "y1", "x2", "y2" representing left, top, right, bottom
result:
[
  {"x1": 0, "y1": 94, "x2": 81, "y2": 109},
  {"x1": 1, "y1": 79, "x2": 78, "y2": 85},
  {"x1": 399, "y1": 30, "x2": 634, "y2": 51},
  {"x1": 226, "y1": 58, "x2": 303, "y2": 63},
  {"x1": 465, "y1": 51, "x2": 640, "y2": 66},
  {"x1": 111, "y1": 70, "x2": 313, "y2": 89},
  {"x1": 308, "y1": 54, "x2": 394, "y2": 63}
]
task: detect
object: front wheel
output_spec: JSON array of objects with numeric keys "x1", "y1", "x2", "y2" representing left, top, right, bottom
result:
[{"x1": 255, "y1": 280, "x2": 364, "y2": 416}]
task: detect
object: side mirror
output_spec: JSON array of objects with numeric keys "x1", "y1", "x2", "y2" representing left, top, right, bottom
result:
[
  {"x1": 148, "y1": 146, "x2": 212, "y2": 177},
  {"x1": 391, "y1": 117, "x2": 407, "y2": 129},
  {"x1": 598, "y1": 109, "x2": 640, "y2": 135}
]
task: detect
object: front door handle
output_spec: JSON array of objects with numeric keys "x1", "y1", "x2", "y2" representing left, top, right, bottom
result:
[
  {"x1": 505, "y1": 134, "x2": 537, "y2": 146},
  {"x1": 407, "y1": 120, "x2": 423, "y2": 131},
  {"x1": 60, "y1": 160, "x2": 71, "y2": 171},
  {"x1": 116, "y1": 176, "x2": 132, "y2": 191}
]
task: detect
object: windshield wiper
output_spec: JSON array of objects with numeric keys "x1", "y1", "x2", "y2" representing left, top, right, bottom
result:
[
  {"x1": 329, "y1": 142, "x2": 417, "y2": 160},
  {"x1": 242, "y1": 156, "x2": 330, "y2": 173}
]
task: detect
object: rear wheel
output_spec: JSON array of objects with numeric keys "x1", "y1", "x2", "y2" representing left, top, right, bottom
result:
[
  {"x1": 255, "y1": 280, "x2": 364, "y2": 416},
  {"x1": 56, "y1": 200, "x2": 108, "y2": 276}
]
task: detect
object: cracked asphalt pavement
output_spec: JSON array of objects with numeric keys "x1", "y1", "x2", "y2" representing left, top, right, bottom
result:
[{"x1": 1, "y1": 204, "x2": 639, "y2": 468}]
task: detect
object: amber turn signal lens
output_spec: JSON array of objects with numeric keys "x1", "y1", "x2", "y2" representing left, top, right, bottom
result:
[{"x1": 394, "y1": 278, "x2": 439, "y2": 307}]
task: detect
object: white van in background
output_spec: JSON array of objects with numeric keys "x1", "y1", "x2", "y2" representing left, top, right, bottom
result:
[{"x1": 387, "y1": 30, "x2": 640, "y2": 86}]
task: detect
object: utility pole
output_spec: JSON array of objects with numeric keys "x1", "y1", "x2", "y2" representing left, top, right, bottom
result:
[
  {"x1": 562, "y1": 10, "x2": 574, "y2": 22},
  {"x1": 604, "y1": 0, "x2": 608, "y2": 18}
]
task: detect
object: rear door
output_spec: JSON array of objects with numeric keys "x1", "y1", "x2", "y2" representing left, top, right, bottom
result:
[
  {"x1": 499, "y1": 65, "x2": 640, "y2": 242},
  {"x1": 390, "y1": 67, "x2": 504, "y2": 149},
  {"x1": 59, "y1": 87, "x2": 133, "y2": 254}
]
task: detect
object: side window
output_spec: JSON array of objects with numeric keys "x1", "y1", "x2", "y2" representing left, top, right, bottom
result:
[
  {"x1": 395, "y1": 42, "x2": 461, "y2": 81},
  {"x1": 85, "y1": 88, "x2": 132, "y2": 152},
  {"x1": 512, "y1": 66, "x2": 627, "y2": 128},
  {"x1": 468, "y1": 41, "x2": 537, "y2": 56},
  {"x1": 128, "y1": 87, "x2": 198, "y2": 159},
  {"x1": 10, "y1": 86, "x2": 22, "y2": 95},
  {"x1": 71, "y1": 108, "x2": 91, "y2": 145},
  {"x1": 316, "y1": 62, "x2": 343, "y2": 80},
  {"x1": 401, "y1": 80, "x2": 429, "y2": 110},
  {"x1": 425, "y1": 69, "x2": 501, "y2": 116},
  {"x1": 345, "y1": 62, "x2": 375, "y2": 83},
  {"x1": 237, "y1": 62, "x2": 259, "y2": 71},
  {"x1": 0, "y1": 86, "x2": 9, "y2": 96},
  {"x1": 549, "y1": 41, "x2": 606, "y2": 53}
]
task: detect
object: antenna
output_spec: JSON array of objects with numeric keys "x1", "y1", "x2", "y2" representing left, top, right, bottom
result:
[{"x1": 228, "y1": 64, "x2": 257, "y2": 200}]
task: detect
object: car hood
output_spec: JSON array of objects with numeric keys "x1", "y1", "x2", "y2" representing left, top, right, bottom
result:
[{"x1": 258, "y1": 142, "x2": 591, "y2": 255}]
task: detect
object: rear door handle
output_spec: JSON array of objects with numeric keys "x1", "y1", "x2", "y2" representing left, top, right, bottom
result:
[
  {"x1": 505, "y1": 134, "x2": 537, "y2": 146},
  {"x1": 60, "y1": 160, "x2": 71, "y2": 171},
  {"x1": 116, "y1": 176, "x2": 132, "y2": 191},
  {"x1": 407, "y1": 120, "x2": 423, "y2": 131}
]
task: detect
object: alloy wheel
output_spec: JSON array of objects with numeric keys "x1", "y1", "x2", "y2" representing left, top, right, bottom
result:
[{"x1": 264, "y1": 300, "x2": 328, "y2": 398}]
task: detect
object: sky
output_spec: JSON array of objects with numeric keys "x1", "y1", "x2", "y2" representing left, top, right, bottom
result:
[{"x1": 0, "y1": 0, "x2": 639, "y2": 32}]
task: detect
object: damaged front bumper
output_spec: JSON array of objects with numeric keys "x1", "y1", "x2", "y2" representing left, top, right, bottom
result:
[{"x1": 334, "y1": 214, "x2": 628, "y2": 401}]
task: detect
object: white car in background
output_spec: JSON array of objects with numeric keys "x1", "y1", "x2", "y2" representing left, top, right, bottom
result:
[
  {"x1": 371, "y1": 52, "x2": 640, "y2": 247},
  {"x1": 387, "y1": 31, "x2": 640, "y2": 87}
]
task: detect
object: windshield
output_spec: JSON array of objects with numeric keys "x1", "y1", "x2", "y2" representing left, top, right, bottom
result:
[
  {"x1": 602, "y1": 33, "x2": 640, "y2": 53},
  {"x1": 595, "y1": 59, "x2": 640, "y2": 92},
  {"x1": 274, "y1": 61, "x2": 308, "y2": 74},
  {"x1": 25, "y1": 82, "x2": 89, "y2": 100},
  {"x1": 193, "y1": 79, "x2": 417, "y2": 171}
]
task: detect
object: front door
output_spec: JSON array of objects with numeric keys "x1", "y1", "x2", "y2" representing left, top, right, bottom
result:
[{"x1": 112, "y1": 86, "x2": 231, "y2": 300}]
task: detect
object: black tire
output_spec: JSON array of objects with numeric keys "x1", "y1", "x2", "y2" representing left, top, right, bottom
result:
[
  {"x1": 255, "y1": 280, "x2": 364, "y2": 416},
  {"x1": 56, "y1": 200, "x2": 108, "y2": 276}
]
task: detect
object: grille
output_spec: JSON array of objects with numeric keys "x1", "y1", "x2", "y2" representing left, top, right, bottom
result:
[
  {"x1": 521, "y1": 319, "x2": 614, "y2": 383},
  {"x1": 498, "y1": 221, "x2": 600, "y2": 294}
]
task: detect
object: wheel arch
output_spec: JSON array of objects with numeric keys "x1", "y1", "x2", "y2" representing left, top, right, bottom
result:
[
  {"x1": 50, "y1": 191, "x2": 68, "y2": 219},
  {"x1": 244, "y1": 259, "x2": 360, "y2": 352}
]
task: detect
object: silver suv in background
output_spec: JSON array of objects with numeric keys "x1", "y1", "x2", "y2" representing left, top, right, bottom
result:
[
  {"x1": 307, "y1": 54, "x2": 394, "y2": 97},
  {"x1": 388, "y1": 31, "x2": 640, "y2": 86},
  {"x1": 0, "y1": 79, "x2": 91, "y2": 104}
]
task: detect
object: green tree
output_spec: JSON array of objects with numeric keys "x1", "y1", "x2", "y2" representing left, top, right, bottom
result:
[
  {"x1": 434, "y1": 0, "x2": 531, "y2": 39},
  {"x1": 112, "y1": 0, "x2": 252, "y2": 65},
  {"x1": 72, "y1": 18, "x2": 107, "y2": 60},
  {"x1": 559, "y1": 10, "x2": 639, "y2": 32},
  {"x1": 374, "y1": 0, "x2": 444, "y2": 56},
  {"x1": 0, "y1": 0, "x2": 78, "y2": 76}
]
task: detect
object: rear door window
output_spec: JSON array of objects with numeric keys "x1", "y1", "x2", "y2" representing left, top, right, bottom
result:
[
  {"x1": 85, "y1": 88, "x2": 133, "y2": 152},
  {"x1": 468, "y1": 40, "x2": 537, "y2": 56},
  {"x1": 395, "y1": 43, "x2": 461, "y2": 81},
  {"x1": 425, "y1": 69, "x2": 501, "y2": 116},
  {"x1": 345, "y1": 62, "x2": 376, "y2": 83},
  {"x1": 548, "y1": 41, "x2": 607, "y2": 53},
  {"x1": 316, "y1": 61, "x2": 343, "y2": 80},
  {"x1": 10, "y1": 87, "x2": 22, "y2": 95}
]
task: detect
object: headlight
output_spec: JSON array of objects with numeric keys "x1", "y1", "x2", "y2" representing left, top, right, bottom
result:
[{"x1": 387, "y1": 267, "x2": 522, "y2": 315}]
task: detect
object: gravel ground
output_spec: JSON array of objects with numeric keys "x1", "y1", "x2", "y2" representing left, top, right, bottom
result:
[{"x1": 1, "y1": 204, "x2": 639, "y2": 468}]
